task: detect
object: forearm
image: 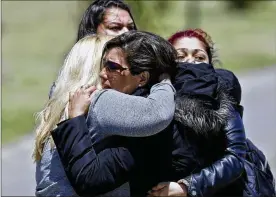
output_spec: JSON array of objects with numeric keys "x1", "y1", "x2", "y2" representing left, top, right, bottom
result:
[
  {"x1": 181, "y1": 154, "x2": 244, "y2": 197},
  {"x1": 180, "y1": 111, "x2": 246, "y2": 197},
  {"x1": 51, "y1": 115, "x2": 134, "y2": 196},
  {"x1": 91, "y1": 80, "x2": 176, "y2": 137},
  {"x1": 171, "y1": 125, "x2": 199, "y2": 181}
]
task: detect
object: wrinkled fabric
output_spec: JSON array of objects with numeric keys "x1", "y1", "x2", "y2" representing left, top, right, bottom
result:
[
  {"x1": 174, "y1": 62, "x2": 219, "y2": 108},
  {"x1": 50, "y1": 87, "x2": 179, "y2": 197},
  {"x1": 36, "y1": 81, "x2": 175, "y2": 196},
  {"x1": 47, "y1": 62, "x2": 248, "y2": 197},
  {"x1": 180, "y1": 111, "x2": 246, "y2": 197},
  {"x1": 35, "y1": 141, "x2": 78, "y2": 197},
  {"x1": 172, "y1": 63, "x2": 246, "y2": 196},
  {"x1": 216, "y1": 68, "x2": 244, "y2": 117}
]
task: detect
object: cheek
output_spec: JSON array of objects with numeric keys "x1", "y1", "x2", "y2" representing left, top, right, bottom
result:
[
  {"x1": 105, "y1": 30, "x2": 121, "y2": 36},
  {"x1": 96, "y1": 25, "x2": 114, "y2": 36},
  {"x1": 96, "y1": 24, "x2": 104, "y2": 34},
  {"x1": 107, "y1": 73, "x2": 127, "y2": 88},
  {"x1": 107, "y1": 73, "x2": 119, "y2": 83},
  {"x1": 205, "y1": 56, "x2": 210, "y2": 64}
]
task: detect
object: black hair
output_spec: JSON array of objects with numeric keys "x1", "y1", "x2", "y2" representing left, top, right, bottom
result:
[
  {"x1": 77, "y1": 0, "x2": 137, "y2": 41},
  {"x1": 102, "y1": 31, "x2": 177, "y2": 87}
]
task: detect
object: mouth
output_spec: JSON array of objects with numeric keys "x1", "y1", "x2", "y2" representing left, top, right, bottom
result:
[{"x1": 102, "y1": 84, "x2": 111, "y2": 89}]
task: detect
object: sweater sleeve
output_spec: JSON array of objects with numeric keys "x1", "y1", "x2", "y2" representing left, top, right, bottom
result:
[{"x1": 89, "y1": 79, "x2": 176, "y2": 137}]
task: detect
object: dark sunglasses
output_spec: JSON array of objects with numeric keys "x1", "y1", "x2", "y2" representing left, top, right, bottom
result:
[{"x1": 103, "y1": 60, "x2": 129, "y2": 72}]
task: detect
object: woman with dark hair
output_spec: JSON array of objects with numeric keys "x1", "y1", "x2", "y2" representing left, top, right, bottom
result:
[
  {"x1": 148, "y1": 29, "x2": 246, "y2": 197},
  {"x1": 35, "y1": 31, "x2": 178, "y2": 197},
  {"x1": 49, "y1": 30, "x2": 248, "y2": 197},
  {"x1": 77, "y1": 0, "x2": 137, "y2": 40},
  {"x1": 149, "y1": 29, "x2": 275, "y2": 197},
  {"x1": 168, "y1": 29, "x2": 244, "y2": 117},
  {"x1": 49, "y1": 0, "x2": 137, "y2": 98}
]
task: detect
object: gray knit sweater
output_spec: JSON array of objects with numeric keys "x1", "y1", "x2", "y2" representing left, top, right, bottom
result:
[{"x1": 87, "y1": 79, "x2": 176, "y2": 144}]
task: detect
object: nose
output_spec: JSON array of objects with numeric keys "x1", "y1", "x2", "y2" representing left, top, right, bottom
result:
[
  {"x1": 184, "y1": 56, "x2": 195, "y2": 63},
  {"x1": 120, "y1": 27, "x2": 129, "y2": 34},
  {"x1": 100, "y1": 67, "x2": 108, "y2": 80}
]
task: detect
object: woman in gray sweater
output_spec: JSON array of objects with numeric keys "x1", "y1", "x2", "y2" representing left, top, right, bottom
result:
[{"x1": 35, "y1": 32, "x2": 177, "y2": 196}]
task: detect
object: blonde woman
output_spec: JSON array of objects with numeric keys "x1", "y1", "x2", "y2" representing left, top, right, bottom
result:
[{"x1": 34, "y1": 33, "x2": 176, "y2": 196}]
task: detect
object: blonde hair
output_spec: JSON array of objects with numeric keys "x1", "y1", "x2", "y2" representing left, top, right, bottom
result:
[{"x1": 33, "y1": 35, "x2": 113, "y2": 161}]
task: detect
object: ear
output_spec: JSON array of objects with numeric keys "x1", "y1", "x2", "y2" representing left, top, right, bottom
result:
[{"x1": 137, "y1": 71, "x2": 150, "y2": 87}]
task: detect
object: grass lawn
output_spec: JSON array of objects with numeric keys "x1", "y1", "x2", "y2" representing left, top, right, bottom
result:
[{"x1": 2, "y1": 1, "x2": 276, "y2": 144}]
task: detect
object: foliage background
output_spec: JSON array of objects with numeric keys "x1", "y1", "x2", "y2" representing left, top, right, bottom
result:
[{"x1": 2, "y1": 1, "x2": 276, "y2": 143}]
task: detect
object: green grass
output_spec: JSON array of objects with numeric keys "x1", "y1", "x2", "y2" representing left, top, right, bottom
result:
[{"x1": 2, "y1": 1, "x2": 276, "y2": 144}]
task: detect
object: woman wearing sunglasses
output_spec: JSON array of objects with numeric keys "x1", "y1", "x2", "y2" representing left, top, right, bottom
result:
[
  {"x1": 47, "y1": 30, "x2": 249, "y2": 197},
  {"x1": 34, "y1": 32, "x2": 177, "y2": 197},
  {"x1": 147, "y1": 29, "x2": 247, "y2": 197}
]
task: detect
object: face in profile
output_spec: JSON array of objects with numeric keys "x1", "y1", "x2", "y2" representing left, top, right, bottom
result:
[
  {"x1": 99, "y1": 47, "x2": 142, "y2": 94},
  {"x1": 97, "y1": 7, "x2": 135, "y2": 36},
  {"x1": 173, "y1": 37, "x2": 209, "y2": 64}
]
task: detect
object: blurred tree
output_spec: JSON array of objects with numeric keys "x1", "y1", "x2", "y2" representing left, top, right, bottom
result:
[
  {"x1": 184, "y1": 1, "x2": 201, "y2": 29},
  {"x1": 227, "y1": 0, "x2": 255, "y2": 11},
  {"x1": 127, "y1": 1, "x2": 171, "y2": 31}
]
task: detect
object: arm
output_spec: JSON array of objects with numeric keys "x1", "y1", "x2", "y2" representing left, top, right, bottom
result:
[
  {"x1": 178, "y1": 111, "x2": 246, "y2": 197},
  {"x1": 171, "y1": 123, "x2": 199, "y2": 180},
  {"x1": 51, "y1": 115, "x2": 135, "y2": 197},
  {"x1": 90, "y1": 79, "x2": 176, "y2": 137}
]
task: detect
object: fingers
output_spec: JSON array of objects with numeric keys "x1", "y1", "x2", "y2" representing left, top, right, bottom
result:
[
  {"x1": 148, "y1": 183, "x2": 168, "y2": 197},
  {"x1": 152, "y1": 182, "x2": 168, "y2": 191},
  {"x1": 69, "y1": 85, "x2": 97, "y2": 103},
  {"x1": 79, "y1": 85, "x2": 97, "y2": 95},
  {"x1": 148, "y1": 190, "x2": 163, "y2": 197},
  {"x1": 85, "y1": 85, "x2": 97, "y2": 95}
]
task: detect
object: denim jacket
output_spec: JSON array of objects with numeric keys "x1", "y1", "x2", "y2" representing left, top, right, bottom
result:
[{"x1": 35, "y1": 140, "x2": 77, "y2": 197}]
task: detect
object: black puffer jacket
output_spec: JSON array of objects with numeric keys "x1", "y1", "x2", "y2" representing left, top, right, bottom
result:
[{"x1": 171, "y1": 63, "x2": 246, "y2": 197}]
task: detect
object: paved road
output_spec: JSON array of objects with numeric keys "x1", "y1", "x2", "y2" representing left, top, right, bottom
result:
[
  {"x1": 2, "y1": 66, "x2": 276, "y2": 196},
  {"x1": 237, "y1": 66, "x2": 276, "y2": 173}
]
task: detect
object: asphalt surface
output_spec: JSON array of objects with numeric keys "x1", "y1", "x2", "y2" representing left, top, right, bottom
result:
[{"x1": 2, "y1": 66, "x2": 276, "y2": 196}]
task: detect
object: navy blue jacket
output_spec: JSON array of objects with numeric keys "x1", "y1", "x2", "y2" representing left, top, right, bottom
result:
[
  {"x1": 51, "y1": 64, "x2": 246, "y2": 197},
  {"x1": 52, "y1": 115, "x2": 187, "y2": 196},
  {"x1": 52, "y1": 111, "x2": 245, "y2": 196}
]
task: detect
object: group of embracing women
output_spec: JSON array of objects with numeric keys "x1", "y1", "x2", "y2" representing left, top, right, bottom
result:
[{"x1": 32, "y1": 0, "x2": 275, "y2": 196}]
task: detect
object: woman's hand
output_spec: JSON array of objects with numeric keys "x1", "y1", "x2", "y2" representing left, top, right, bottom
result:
[
  {"x1": 148, "y1": 182, "x2": 187, "y2": 197},
  {"x1": 68, "y1": 85, "x2": 97, "y2": 119}
]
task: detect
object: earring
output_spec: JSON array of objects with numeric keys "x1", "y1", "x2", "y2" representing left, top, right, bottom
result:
[{"x1": 138, "y1": 84, "x2": 141, "y2": 87}]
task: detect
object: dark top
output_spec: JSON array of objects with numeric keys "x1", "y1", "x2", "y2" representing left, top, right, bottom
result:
[{"x1": 51, "y1": 63, "x2": 246, "y2": 197}]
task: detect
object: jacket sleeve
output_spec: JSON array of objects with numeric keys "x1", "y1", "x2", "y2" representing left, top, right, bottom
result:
[
  {"x1": 179, "y1": 111, "x2": 246, "y2": 197},
  {"x1": 171, "y1": 123, "x2": 199, "y2": 181},
  {"x1": 51, "y1": 115, "x2": 135, "y2": 197}
]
